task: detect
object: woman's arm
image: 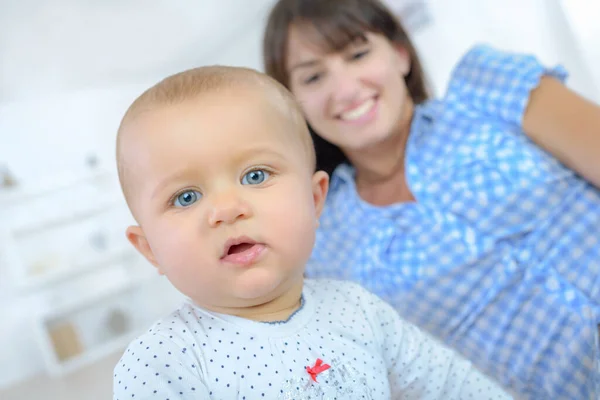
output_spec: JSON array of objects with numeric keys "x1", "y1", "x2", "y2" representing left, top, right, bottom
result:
[{"x1": 524, "y1": 76, "x2": 600, "y2": 188}]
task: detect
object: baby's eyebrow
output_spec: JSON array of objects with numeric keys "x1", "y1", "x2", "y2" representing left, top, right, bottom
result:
[
  {"x1": 232, "y1": 146, "x2": 288, "y2": 164},
  {"x1": 151, "y1": 170, "x2": 190, "y2": 199}
]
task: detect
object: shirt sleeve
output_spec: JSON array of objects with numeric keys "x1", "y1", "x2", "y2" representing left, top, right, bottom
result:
[
  {"x1": 113, "y1": 332, "x2": 210, "y2": 400},
  {"x1": 445, "y1": 44, "x2": 567, "y2": 127},
  {"x1": 406, "y1": 45, "x2": 577, "y2": 239},
  {"x1": 361, "y1": 286, "x2": 513, "y2": 399}
]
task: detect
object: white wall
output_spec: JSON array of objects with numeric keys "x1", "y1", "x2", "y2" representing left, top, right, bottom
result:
[
  {"x1": 560, "y1": 0, "x2": 600, "y2": 96},
  {"x1": 1, "y1": 0, "x2": 599, "y2": 390},
  {"x1": 0, "y1": 0, "x2": 274, "y2": 102},
  {"x1": 0, "y1": 0, "x2": 276, "y2": 389},
  {"x1": 409, "y1": 0, "x2": 599, "y2": 101}
]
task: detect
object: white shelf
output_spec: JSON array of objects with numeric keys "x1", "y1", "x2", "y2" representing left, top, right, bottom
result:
[
  {"x1": 0, "y1": 169, "x2": 116, "y2": 208},
  {"x1": 11, "y1": 246, "x2": 135, "y2": 292},
  {"x1": 2, "y1": 181, "x2": 135, "y2": 291},
  {"x1": 34, "y1": 274, "x2": 174, "y2": 377},
  {"x1": 0, "y1": 168, "x2": 174, "y2": 379},
  {"x1": 51, "y1": 334, "x2": 135, "y2": 376}
]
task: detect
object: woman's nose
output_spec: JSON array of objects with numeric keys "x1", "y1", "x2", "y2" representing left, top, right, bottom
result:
[{"x1": 328, "y1": 63, "x2": 361, "y2": 105}]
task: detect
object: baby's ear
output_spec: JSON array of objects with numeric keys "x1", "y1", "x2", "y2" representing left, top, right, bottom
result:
[
  {"x1": 125, "y1": 226, "x2": 163, "y2": 274},
  {"x1": 311, "y1": 170, "x2": 329, "y2": 219}
]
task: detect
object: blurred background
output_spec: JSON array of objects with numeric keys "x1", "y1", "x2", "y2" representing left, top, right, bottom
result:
[{"x1": 0, "y1": 1, "x2": 598, "y2": 399}]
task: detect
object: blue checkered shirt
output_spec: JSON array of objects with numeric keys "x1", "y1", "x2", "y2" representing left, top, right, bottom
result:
[{"x1": 308, "y1": 45, "x2": 600, "y2": 399}]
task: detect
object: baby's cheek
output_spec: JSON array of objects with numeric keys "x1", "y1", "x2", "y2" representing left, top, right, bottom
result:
[
  {"x1": 152, "y1": 230, "x2": 199, "y2": 269},
  {"x1": 280, "y1": 211, "x2": 317, "y2": 257}
]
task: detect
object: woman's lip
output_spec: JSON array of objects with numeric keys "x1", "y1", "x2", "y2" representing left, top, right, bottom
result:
[
  {"x1": 336, "y1": 96, "x2": 379, "y2": 124},
  {"x1": 338, "y1": 97, "x2": 377, "y2": 120}
]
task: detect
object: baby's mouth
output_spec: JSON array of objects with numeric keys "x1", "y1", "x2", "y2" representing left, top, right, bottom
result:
[
  {"x1": 226, "y1": 243, "x2": 255, "y2": 255},
  {"x1": 221, "y1": 237, "x2": 265, "y2": 266}
]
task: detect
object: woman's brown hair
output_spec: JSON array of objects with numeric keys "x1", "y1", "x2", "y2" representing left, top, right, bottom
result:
[{"x1": 263, "y1": 0, "x2": 429, "y2": 176}]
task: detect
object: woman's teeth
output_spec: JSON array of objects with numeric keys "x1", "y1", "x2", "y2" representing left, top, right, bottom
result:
[{"x1": 339, "y1": 98, "x2": 375, "y2": 121}]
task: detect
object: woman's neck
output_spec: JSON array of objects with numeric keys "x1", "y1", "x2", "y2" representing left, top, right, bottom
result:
[
  {"x1": 347, "y1": 99, "x2": 415, "y2": 206},
  {"x1": 355, "y1": 164, "x2": 414, "y2": 205}
]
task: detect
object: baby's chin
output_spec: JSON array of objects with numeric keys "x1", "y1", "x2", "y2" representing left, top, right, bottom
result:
[
  {"x1": 231, "y1": 266, "x2": 302, "y2": 303},
  {"x1": 185, "y1": 266, "x2": 304, "y2": 319}
]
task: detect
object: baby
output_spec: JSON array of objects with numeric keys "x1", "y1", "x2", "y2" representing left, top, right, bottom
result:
[{"x1": 112, "y1": 66, "x2": 511, "y2": 399}]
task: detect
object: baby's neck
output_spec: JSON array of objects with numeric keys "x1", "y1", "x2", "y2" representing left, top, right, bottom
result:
[
  {"x1": 245, "y1": 294, "x2": 303, "y2": 322},
  {"x1": 198, "y1": 277, "x2": 304, "y2": 322}
]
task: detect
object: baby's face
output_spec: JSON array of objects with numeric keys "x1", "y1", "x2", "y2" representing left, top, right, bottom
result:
[{"x1": 122, "y1": 88, "x2": 327, "y2": 311}]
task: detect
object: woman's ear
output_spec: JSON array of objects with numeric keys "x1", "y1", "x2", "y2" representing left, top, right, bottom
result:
[
  {"x1": 311, "y1": 170, "x2": 329, "y2": 220},
  {"x1": 393, "y1": 44, "x2": 411, "y2": 77},
  {"x1": 125, "y1": 225, "x2": 163, "y2": 274}
]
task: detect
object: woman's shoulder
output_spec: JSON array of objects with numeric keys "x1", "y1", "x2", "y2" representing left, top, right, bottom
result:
[
  {"x1": 326, "y1": 163, "x2": 354, "y2": 193},
  {"x1": 319, "y1": 163, "x2": 359, "y2": 219},
  {"x1": 443, "y1": 44, "x2": 567, "y2": 125},
  {"x1": 407, "y1": 45, "x2": 572, "y2": 198}
]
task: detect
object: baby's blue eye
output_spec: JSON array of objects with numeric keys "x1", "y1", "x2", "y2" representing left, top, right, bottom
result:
[
  {"x1": 174, "y1": 190, "x2": 201, "y2": 207},
  {"x1": 241, "y1": 170, "x2": 269, "y2": 185}
]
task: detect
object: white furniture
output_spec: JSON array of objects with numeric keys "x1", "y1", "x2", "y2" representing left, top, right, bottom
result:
[{"x1": 0, "y1": 169, "x2": 181, "y2": 377}]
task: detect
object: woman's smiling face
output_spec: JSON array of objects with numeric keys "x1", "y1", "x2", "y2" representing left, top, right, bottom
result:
[{"x1": 286, "y1": 28, "x2": 412, "y2": 153}]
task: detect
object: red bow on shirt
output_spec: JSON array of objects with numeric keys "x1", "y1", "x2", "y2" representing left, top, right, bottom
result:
[{"x1": 306, "y1": 358, "x2": 331, "y2": 383}]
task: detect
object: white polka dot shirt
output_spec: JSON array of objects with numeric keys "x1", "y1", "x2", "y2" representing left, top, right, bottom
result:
[{"x1": 113, "y1": 280, "x2": 511, "y2": 399}]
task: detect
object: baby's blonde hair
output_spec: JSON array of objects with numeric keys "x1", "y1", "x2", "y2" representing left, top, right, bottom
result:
[{"x1": 116, "y1": 65, "x2": 316, "y2": 213}]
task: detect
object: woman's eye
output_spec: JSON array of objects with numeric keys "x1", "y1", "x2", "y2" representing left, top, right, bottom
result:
[
  {"x1": 241, "y1": 170, "x2": 270, "y2": 185},
  {"x1": 173, "y1": 190, "x2": 202, "y2": 207},
  {"x1": 303, "y1": 73, "x2": 321, "y2": 85},
  {"x1": 351, "y1": 50, "x2": 369, "y2": 60}
]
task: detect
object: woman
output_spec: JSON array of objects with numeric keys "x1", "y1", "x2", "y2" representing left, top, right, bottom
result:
[{"x1": 263, "y1": 0, "x2": 600, "y2": 399}]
